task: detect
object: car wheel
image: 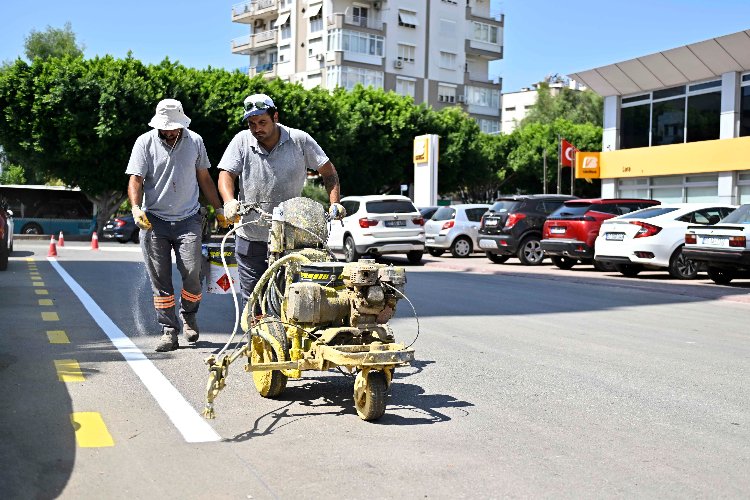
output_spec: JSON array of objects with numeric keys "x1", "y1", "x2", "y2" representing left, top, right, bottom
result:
[
  {"x1": 486, "y1": 252, "x2": 509, "y2": 264},
  {"x1": 593, "y1": 260, "x2": 615, "y2": 272},
  {"x1": 344, "y1": 236, "x2": 360, "y2": 263},
  {"x1": 668, "y1": 247, "x2": 698, "y2": 280},
  {"x1": 0, "y1": 236, "x2": 8, "y2": 271},
  {"x1": 517, "y1": 236, "x2": 544, "y2": 265},
  {"x1": 707, "y1": 266, "x2": 735, "y2": 285},
  {"x1": 551, "y1": 256, "x2": 576, "y2": 270},
  {"x1": 615, "y1": 263, "x2": 643, "y2": 278},
  {"x1": 21, "y1": 223, "x2": 43, "y2": 235},
  {"x1": 427, "y1": 248, "x2": 445, "y2": 257},
  {"x1": 450, "y1": 236, "x2": 472, "y2": 258},
  {"x1": 406, "y1": 250, "x2": 423, "y2": 265}
]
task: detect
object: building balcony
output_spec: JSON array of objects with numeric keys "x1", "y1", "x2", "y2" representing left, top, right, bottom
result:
[
  {"x1": 465, "y1": 39, "x2": 503, "y2": 60},
  {"x1": 231, "y1": 0, "x2": 279, "y2": 24},
  {"x1": 231, "y1": 30, "x2": 278, "y2": 55},
  {"x1": 327, "y1": 12, "x2": 384, "y2": 32}
]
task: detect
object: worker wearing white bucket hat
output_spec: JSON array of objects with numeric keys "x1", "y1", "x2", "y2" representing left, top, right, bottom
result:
[{"x1": 126, "y1": 98, "x2": 228, "y2": 352}]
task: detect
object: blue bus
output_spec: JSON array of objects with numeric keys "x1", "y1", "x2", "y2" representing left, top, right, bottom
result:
[{"x1": 0, "y1": 185, "x2": 97, "y2": 236}]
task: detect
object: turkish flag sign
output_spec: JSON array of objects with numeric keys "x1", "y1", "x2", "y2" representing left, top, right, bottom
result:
[{"x1": 561, "y1": 139, "x2": 577, "y2": 167}]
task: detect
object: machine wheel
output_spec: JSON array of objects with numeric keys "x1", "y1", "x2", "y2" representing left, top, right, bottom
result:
[
  {"x1": 517, "y1": 236, "x2": 544, "y2": 265},
  {"x1": 707, "y1": 266, "x2": 735, "y2": 285},
  {"x1": 344, "y1": 236, "x2": 360, "y2": 263},
  {"x1": 450, "y1": 236, "x2": 472, "y2": 258},
  {"x1": 406, "y1": 250, "x2": 423, "y2": 264},
  {"x1": 354, "y1": 370, "x2": 387, "y2": 421},
  {"x1": 250, "y1": 318, "x2": 289, "y2": 398},
  {"x1": 427, "y1": 248, "x2": 445, "y2": 257},
  {"x1": 0, "y1": 236, "x2": 8, "y2": 271},
  {"x1": 615, "y1": 263, "x2": 643, "y2": 278},
  {"x1": 551, "y1": 256, "x2": 576, "y2": 270},
  {"x1": 21, "y1": 223, "x2": 42, "y2": 235},
  {"x1": 486, "y1": 252, "x2": 509, "y2": 264},
  {"x1": 668, "y1": 247, "x2": 698, "y2": 280}
]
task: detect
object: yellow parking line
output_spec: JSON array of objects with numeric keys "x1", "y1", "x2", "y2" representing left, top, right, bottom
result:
[
  {"x1": 35, "y1": 289, "x2": 49, "y2": 295},
  {"x1": 47, "y1": 330, "x2": 70, "y2": 344},
  {"x1": 41, "y1": 312, "x2": 59, "y2": 321},
  {"x1": 70, "y1": 412, "x2": 114, "y2": 448},
  {"x1": 30, "y1": 274, "x2": 41, "y2": 279},
  {"x1": 39, "y1": 299, "x2": 54, "y2": 306},
  {"x1": 33, "y1": 282, "x2": 45, "y2": 287},
  {"x1": 54, "y1": 359, "x2": 85, "y2": 382}
]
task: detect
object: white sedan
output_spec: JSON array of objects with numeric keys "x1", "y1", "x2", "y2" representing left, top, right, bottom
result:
[{"x1": 594, "y1": 203, "x2": 736, "y2": 279}]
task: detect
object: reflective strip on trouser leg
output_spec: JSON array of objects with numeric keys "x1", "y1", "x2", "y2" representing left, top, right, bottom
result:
[{"x1": 181, "y1": 289, "x2": 202, "y2": 303}]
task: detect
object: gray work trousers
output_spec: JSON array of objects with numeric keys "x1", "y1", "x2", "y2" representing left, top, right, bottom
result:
[
  {"x1": 140, "y1": 211, "x2": 203, "y2": 333},
  {"x1": 234, "y1": 237, "x2": 268, "y2": 315}
]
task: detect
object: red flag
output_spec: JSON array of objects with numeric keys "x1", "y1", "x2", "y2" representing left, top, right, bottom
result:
[{"x1": 561, "y1": 139, "x2": 578, "y2": 167}]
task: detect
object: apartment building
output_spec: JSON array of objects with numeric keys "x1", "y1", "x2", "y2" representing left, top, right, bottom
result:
[
  {"x1": 501, "y1": 78, "x2": 586, "y2": 134},
  {"x1": 230, "y1": 0, "x2": 504, "y2": 133}
]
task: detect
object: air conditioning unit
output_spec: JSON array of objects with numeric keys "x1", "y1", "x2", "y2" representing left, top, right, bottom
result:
[
  {"x1": 393, "y1": 59, "x2": 403, "y2": 69},
  {"x1": 315, "y1": 53, "x2": 325, "y2": 61},
  {"x1": 457, "y1": 95, "x2": 465, "y2": 103}
]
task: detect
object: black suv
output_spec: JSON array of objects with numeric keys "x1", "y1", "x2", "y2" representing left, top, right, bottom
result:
[{"x1": 477, "y1": 195, "x2": 577, "y2": 265}]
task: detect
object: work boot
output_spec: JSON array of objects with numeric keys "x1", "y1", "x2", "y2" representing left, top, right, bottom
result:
[
  {"x1": 155, "y1": 328, "x2": 179, "y2": 352},
  {"x1": 181, "y1": 313, "x2": 199, "y2": 343}
]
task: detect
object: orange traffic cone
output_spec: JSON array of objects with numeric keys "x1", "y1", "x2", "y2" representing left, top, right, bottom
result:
[
  {"x1": 58, "y1": 231, "x2": 65, "y2": 247},
  {"x1": 91, "y1": 231, "x2": 99, "y2": 250},
  {"x1": 48, "y1": 235, "x2": 58, "y2": 257}
]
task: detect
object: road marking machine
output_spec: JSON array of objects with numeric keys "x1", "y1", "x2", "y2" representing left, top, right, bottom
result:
[{"x1": 203, "y1": 197, "x2": 417, "y2": 420}]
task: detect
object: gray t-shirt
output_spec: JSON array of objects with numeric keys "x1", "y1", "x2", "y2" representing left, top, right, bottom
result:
[
  {"x1": 125, "y1": 128, "x2": 211, "y2": 221},
  {"x1": 217, "y1": 124, "x2": 328, "y2": 241}
]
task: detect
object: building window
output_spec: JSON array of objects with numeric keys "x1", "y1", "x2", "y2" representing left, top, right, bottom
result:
[
  {"x1": 620, "y1": 102, "x2": 650, "y2": 149},
  {"x1": 438, "y1": 84, "x2": 456, "y2": 103},
  {"x1": 740, "y1": 74, "x2": 750, "y2": 137},
  {"x1": 308, "y1": 37, "x2": 323, "y2": 57},
  {"x1": 397, "y1": 44, "x2": 415, "y2": 63},
  {"x1": 652, "y1": 96, "x2": 685, "y2": 146},
  {"x1": 442, "y1": 0, "x2": 458, "y2": 4},
  {"x1": 686, "y1": 91, "x2": 721, "y2": 142},
  {"x1": 439, "y1": 51, "x2": 456, "y2": 69},
  {"x1": 396, "y1": 77, "x2": 416, "y2": 98},
  {"x1": 326, "y1": 65, "x2": 383, "y2": 91},
  {"x1": 398, "y1": 10, "x2": 418, "y2": 28},
  {"x1": 276, "y1": 13, "x2": 291, "y2": 40},
  {"x1": 616, "y1": 174, "x2": 718, "y2": 202},
  {"x1": 328, "y1": 29, "x2": 384, "y2": 57},
  {"x1": 473, "y1": 22, "x2": 498, "y2": 44},
  {"x1": 466, "y1": 86, "x2": 500, "y2": 108},
  {"x1": 478, "y1": 118, "x2": 500, "y2": 134}
]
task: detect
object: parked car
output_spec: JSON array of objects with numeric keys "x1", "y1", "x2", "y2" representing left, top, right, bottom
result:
[
  {"x1": 418, "y1": 206, "x2": 439, "y2": 221},
  {"x1": 541, "y1": 198, "x2": 660, "y2": 270},
  {"x1": 478, "y1": 194, "x2": 577, "y2": 265},
  {"x1": 0, "y1": 202, "x2": 13, "y2": 271},
  {"x1": 683, "y1": 203, "x2": 750, "y2": 284},
  {"x1": 594, "y1": 203, "x2": 736, "y2": 279},
  {"x1": 102, "y1": 215, "x2": 140, "y2": 244},
  {"x1": 327, "y1": 195, "x2": 425, "y2": 264},
  {"x1": 424, "y1": 204, "x2": 490, "y2": 258}
]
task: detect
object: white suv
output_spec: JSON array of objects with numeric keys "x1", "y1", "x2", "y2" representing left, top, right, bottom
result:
[{"x1": 327, "y1": 195, "x2": 426, "y2": 263}]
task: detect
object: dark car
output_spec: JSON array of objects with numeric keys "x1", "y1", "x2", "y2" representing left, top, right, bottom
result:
[
  {"x1": 541, "y1": 198, "x2": 660, "y2": 270},
  {"x1": 0, "y1": 201, "x2": 12, "y2": 271},
  {"x1": 102, "y1": 215, "x2": 139, "y2": 243},
  {"x1": 477, "y1": 194, "x2": 577, "y2": 265}
]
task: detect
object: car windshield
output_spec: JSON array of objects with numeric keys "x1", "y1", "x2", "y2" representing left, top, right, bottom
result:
[
  {"x1": 719, "y1": 204, "x2": 750, "y2": 224},
  {"x1": 550, "y1": 203, "x2": 592, "y2": 217},
  {"x1": 432, "y1": 207, "x2": 456, "y2": 221},
  {"x1": 617, "y1": 207, "x2": 678, "y2": 219},
  {"x1": 365, "y1": 200, "x2": 417, "y2": 214},
  {"x1": 489, "y1": 200, "x2": 522, "y2": 213}
]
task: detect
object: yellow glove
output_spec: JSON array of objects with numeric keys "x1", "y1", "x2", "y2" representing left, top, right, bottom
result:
[
  {"x1": 131, "y1": 205, "x2": 152, "y2": 230},
  {"x1": 328, "y1": 202, "x2": 346, "y2": 220},
  {"x1": 223, "y1": 199, "x2": 241, "y2": 223},
  {"x1": 215, "y1": 208, "x2": 231, "y2": 229}
]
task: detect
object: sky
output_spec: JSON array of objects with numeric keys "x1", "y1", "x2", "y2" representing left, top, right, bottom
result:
[{"x1": 1, "y1": 1, "x2": 750, "y2": 93}]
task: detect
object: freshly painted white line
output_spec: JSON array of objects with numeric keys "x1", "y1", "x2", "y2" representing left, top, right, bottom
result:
[{"x1": 47, "y1": 257, "x2": 221, "y2": 443}]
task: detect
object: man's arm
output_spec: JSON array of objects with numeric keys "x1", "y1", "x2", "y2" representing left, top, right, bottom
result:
[
  {"x1": 128, "y1": 175, "x2": 145, "y2": 207},
  {"x1": 318, "y1": 161, "x2": 341, "y2": 204},
  {"x1": 196, "y1": 169, "x2": 223, "y2": 211},
  {"x1": 218, "y1": 170, "x2": 237, "y2": 203}
]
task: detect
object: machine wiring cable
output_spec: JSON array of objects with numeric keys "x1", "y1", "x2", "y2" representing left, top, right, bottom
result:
[{"x1": 382, "y1": 282, "x2": 421, "y2": 349}]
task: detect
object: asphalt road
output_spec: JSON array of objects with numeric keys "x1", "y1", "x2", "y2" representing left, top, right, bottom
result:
[{"x1": 1, "y1": 241, "x2": 748, "y2": 498}]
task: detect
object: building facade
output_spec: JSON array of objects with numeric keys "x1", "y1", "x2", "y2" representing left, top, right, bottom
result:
[
  {"x1": 231, "y1": 0, "x2": 504, "y2": 133},
  {"x1": 570, "y1": 29, "x2": 750, "y2": 204},
  {"x1": 500, "y1": 79, "x2": 586, "y2": 134}
]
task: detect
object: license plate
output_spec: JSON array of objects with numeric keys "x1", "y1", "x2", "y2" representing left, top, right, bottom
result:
[
  {"x1": 484, "y1": 219, "x2": 498, "y2": 227},
  {"x1": 426, "y1": 237, "x2": 435, "y2": 243},
  {"x1": 385, "y1": 220, "x2": 406, "y2": 227},
  {"x1": 550, "y1": 226, "x2": 566, "y2": 235},
  {"x1": 700, "y1": 236, "x2": 728, "y2": 247},
  {"x1": 605, "y1": 232, "x2": 625, "y2": 241},
  {"x1": 479, "y1": 239, "x2": 496, "y2": 249},
  {"x1": 104, "y1": 224, "x2": 114, "y2": 230}
]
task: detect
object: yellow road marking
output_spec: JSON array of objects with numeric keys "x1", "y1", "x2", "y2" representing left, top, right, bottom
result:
[
  {"x1": 33, "y1": 282, "x2": 45, "y2": 287},
  {"x1": 39, "y1": 299, "x2": 54, "y2": 306},
  {"x1": 30, "y1": 274, "x2": 41, "y2": 279},
  {"x1": 35, "y1": 289, "x2": 49, "y2": 295},
  {"x1": 70, "y1": 412, "x2": 114, "y2": 448},
  {"x1": 54, "y1": 359, "x2": 85, "y2": 382},
  {"x1": 47, "y1": 330, "x2": 70, "y2": 344},
  {"x1": 42, "y1": 312, "x2": 59, "y2": 321}
]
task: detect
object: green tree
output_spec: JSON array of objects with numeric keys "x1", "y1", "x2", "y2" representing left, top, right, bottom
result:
[
  {"x1": 24, "y1": 22, "x2": 84, "y2": 61},
  {"x1": 521, "y1": 82, "x2": 603, "y2": 127}
]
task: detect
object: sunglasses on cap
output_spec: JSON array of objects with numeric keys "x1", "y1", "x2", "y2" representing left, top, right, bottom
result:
[{"x1": 244, "y1": 100, "x2": 273, "y2": 112}]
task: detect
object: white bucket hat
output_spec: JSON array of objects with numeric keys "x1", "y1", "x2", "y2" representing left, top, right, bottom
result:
[
  {"x1": 148, "y1": 99, "x2": 191, "y2": 130},
  {"x1": 242, "y1": 93, "x2": 276, "y2": 121}
]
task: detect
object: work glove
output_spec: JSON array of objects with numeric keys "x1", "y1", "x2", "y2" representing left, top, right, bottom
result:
[
  {"x1": 328, "y1": 202, "x2": 346, "y2": 220},
  {"x1": 131, "y1": 205, "x2": 152, "y2": 230},
  {"x1": 223, "y1": 199, "x2": 241, "y2": 223},
  {"x1": 215, "y1": 208, "x2": 231, "y2": 229}
]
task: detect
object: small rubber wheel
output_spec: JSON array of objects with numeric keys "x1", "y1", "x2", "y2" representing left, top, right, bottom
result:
[
  {"x1": 354, "y1": 370, "x2": 387, "y2": 421},
  {"x1": 250, "y1": 318, "x2": 289, "y2": 398},
  {"x1": 551, "y1": 256, "x2": 576, "y2": 270}
]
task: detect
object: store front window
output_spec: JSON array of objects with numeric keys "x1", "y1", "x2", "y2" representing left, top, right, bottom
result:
[{"x1": 620, "y1": 103, "x2": 650, "y2": 149}]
